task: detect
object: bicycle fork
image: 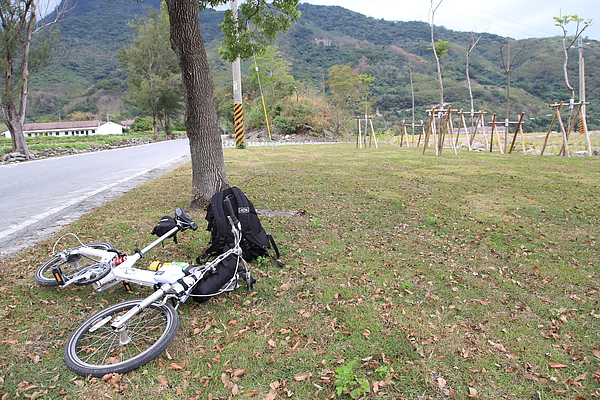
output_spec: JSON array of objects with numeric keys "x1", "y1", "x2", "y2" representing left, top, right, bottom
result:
[{"x1": 89, "y1": 285, "x2": 174, "y2": 346}]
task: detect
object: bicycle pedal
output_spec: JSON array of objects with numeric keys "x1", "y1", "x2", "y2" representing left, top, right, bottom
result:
[
  {"x1": 122, "y1": 282, "x2": 133, "y2": 293},
  {"x1": 51, "y1": 265, "x2": 65, "y2": 285}
]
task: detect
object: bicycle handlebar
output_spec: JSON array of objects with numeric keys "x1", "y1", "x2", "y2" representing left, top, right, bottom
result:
[{"x1": 174, "y1": 208, "x2": 198, "y2": 231}]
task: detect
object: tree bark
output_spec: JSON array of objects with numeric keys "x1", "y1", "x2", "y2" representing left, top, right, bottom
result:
[
  {"x1": 429, "y1": 0, "x2": 444, "y2": 108},
  {"x1": 0, "y1": 0, "x2": 36, "y2": 158},
  {"x1": 165, "y1": 0, "x2": 228, "y2": 209}
]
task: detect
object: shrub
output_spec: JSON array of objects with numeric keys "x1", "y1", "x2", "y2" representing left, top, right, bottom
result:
[{"x1": 129, "y1": 116, "x2": 153, "y2": 133}]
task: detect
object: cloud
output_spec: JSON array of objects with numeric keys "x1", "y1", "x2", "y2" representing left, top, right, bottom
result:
[{"x1": 299, "y1": 0, "x2": 599, "y2": 40}]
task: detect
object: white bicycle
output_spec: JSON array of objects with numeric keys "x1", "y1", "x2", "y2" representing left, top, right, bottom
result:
[
  {"x1": 34, "y1": 208, "x2": 198, "y2": 290},
  {"x1": 36, "y1": 201, "x2": 253, "y2": 377}
]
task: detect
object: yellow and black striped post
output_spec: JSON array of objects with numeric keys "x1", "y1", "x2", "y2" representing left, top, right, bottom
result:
[
  {"x1": 234, "y1": 102, "x2": 245, "y2": 147},
  {"x1": 231, "y1": 0, "x2": 244, "y2": 148}
]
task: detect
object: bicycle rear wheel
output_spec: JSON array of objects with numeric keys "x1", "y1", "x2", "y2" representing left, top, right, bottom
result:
[
  {"x1": 34, "y1": 242, "x2": 115, "y2": 286},
  {"x1": 64, "y1": 299, "x2": 179, "y2": 377}
]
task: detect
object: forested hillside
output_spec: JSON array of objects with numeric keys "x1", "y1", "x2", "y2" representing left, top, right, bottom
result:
[{"x1": 27, "y1": 1, "x2": 600, "y2": 131}]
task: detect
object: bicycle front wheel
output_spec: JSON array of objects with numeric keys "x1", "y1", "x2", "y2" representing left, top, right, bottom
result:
[
  {"x1": 64, "y1": 299, "x2": 179, "y2": 377},
  {"x1": 34, "y1": 242, "x2": 115, "y2": 286}
]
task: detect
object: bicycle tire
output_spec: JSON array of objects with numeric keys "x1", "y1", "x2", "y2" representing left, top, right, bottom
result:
[
  {"x1": 34, "y1": 242, "x2": 115, "y2": 287},
  {"x1": 64, "y1": 299, "x2": 179, "y2": 377}
]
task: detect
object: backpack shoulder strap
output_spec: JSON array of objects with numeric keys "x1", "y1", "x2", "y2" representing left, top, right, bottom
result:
[
  {"x1": 198, "y1": 189, "x2": 229, "y2": 260},
  {"x1": 212, "y1": 189, "x2": 228, "y2": 239},
  {"x1": 267, "y1": 235, "x2": 285, "y2": 267},
  {"x1": 231, "y1": 187, "x2": 251, "y2": 230}
]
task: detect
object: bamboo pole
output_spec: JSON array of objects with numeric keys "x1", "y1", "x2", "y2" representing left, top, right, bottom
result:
[
  {"x1": 508, "y1": 112, "x2": 525, "y2": 154},
  {"x1": 422, "y1": 108, "x2": 436, "y2": 154},
  {"x1": 356, "y1": 117, "x2": 362, "y2": 149},
  {"x1": 400, "y1": 118, "x2": 407, "y2": 147},
  {"x1": 541, "y1": 103, "x2": 560, "y2": 155},
  {"x1": 490, "y1": 113, "x2": 497, "y2": 152},
  {"x1": 368, "y1": 117, "x2": 378, "y2": 149},
  {"x1": 556, "y1": 104, "x2": 570, "y2": 158},
  {"x1": 457, "y1": 110, "x2": 471, "y2": 151}
]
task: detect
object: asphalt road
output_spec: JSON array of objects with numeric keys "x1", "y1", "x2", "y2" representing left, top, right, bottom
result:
[{"x1": 0, "y1": 138, "x2": 191, "y2": 258}]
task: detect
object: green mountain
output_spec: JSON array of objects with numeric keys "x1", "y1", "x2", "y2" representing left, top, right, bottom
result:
[{"x1": 28, "y1": 1, "x2": 600, "y2": 131}]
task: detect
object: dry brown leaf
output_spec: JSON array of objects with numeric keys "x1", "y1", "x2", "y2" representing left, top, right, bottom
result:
[
  {"x1": 168, "y1": 363, "x2": 185, "y2": 370},
  {"x1": 199, "y1": 376, "x2": 211, "y2": 386},
  {"x1": 466, "y1": 387, "x2": 478, "y2": 399},
  {"x1": 268, "y1": 339, "x2": 277, "y2": 348},
  {"x1": 362, "y1": 329, "x2": 371, "y2": 339},
  {"x1": 155, "y1": 375, "x2": 169, "y2": 386},
  {"x1": 262, "y1": 393, "x2": 277, "y2": 400},
  {"x1": 231, "y1": 384, "x2": 241, "y2": 396},
  {"x1": 488, "y1": 341, "x2": 507, "y2": 352},
  {"x1": 293, "y1": 372, "x2": 312, "y2": 382},
  {"x1": 593, "y1": 348, "x2": 600, "y2": 359},
  {"x1": 102, "y1": 373, "x2": 122, "y2": 385},
  {"x1": 24, "y1": 391, "x2": 44, "y2": 400},
  {"x1": 221, "y1": 373, "x2": 233, "y2": 388},
  {"x1": 437, "y1": 377, "x2": 447, "y2": 388},
  {"x1": 244, "y1": 390, "x2": 260, "y2": 397},
  {"x1": 549, "y1": 362, "x2": 568, "y2": 368},
  {"x1": 233, "y1": 369, "x2": 246, "y2": 377}
]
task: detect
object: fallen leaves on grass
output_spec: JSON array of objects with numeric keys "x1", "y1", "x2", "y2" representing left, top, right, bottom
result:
[
  {"x1": 466, "y1": 387, "x2": 478, "y2": 399},
  {"x1": 155, "y1": 375, "x2": 168, "y2": 386},
  {"x1": 293, "y1": 371, "x2": 312, "y2": 381},
  {"x1": 220, "y1": 369, "x2": 246, "y2": 396}
]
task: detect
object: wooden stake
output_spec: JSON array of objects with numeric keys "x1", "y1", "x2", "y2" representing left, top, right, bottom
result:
[
  {"x1": 541, "y1": 103, "x2": 560, "y2": 155},
  {"x1": 368, "y1": 117, "x2": 378, "y2": 149},
  {"x1": 508, "y1": 112, "x2": 525, "y2": 154}
]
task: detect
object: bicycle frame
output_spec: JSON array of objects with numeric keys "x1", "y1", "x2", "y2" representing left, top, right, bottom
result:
[
  {"x1": 96, "y1": 215, "x2": 245, "y2": 333},
  {"x1": 49, "y1": 208, "x2": 197, "y2": 289},
  {"x1": 92, "y1": 225, "x2": 183, "y2": 292}
]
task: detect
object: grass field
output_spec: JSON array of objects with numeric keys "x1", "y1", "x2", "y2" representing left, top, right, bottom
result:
[{"x1": 1, "y1": 143, "x2": 599, "y2": 399}]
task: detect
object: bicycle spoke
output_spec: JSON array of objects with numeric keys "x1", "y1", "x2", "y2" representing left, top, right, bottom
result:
[{"x1": 74, "y1": 307, "x2": 169, "y2": 366}]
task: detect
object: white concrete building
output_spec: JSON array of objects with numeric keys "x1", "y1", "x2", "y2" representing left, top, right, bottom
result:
[{"x1": 1, "y1": 120, "x2": 124, "y2": 139}]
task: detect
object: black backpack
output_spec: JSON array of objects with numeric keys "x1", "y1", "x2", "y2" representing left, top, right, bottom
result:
[{"x1": 198, "y1": 187, "x2": 284, "y2": 267}]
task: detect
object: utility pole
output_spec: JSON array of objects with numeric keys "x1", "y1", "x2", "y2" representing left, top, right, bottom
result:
[
  {"x1": 578, "y1": 37, "x2": 586, "y2": 124},
  {"x1": 231, "y1": 0, "x2": 245, "y2": 148},
  {"x1": 578, "y1": 36, "x2": 592, "y2": 155}
]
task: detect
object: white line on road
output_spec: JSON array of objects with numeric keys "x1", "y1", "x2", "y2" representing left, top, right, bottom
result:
[{"x1": 0, "y1": 154, "x2": 186, "y2": 242}]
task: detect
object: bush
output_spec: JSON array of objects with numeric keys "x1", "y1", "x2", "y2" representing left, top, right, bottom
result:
[
  {"x1": 129, "y1": 116, "x2": 153, "y2": 133},
  {"x1": 245, "y1": 91, "x2": 337, "y2": 137},
  {"x1": 273, "y1": 94, "x2": 335, "y2": 136}
]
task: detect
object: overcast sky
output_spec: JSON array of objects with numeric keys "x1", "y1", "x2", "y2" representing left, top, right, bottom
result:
[{"x1": 299, "y1": 0, "x2": 599, "y2": 41}]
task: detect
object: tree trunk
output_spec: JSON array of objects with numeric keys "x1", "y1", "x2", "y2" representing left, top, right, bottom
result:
[
  {"x1": 1, "y1": 1, "x2": 35, "y2": 159},
  {"x1": 152, "y1": 108, "x2": 159, "y2": 141},
  {"x1": 6, "y1": 115, "x2": 30, "y2": 157},
  {"x1": 165, "y1": 0, "x2": 228, "y2": 209},
  {"x1": 429, "y1": 0, "x2": 444, "y2": 108}
]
